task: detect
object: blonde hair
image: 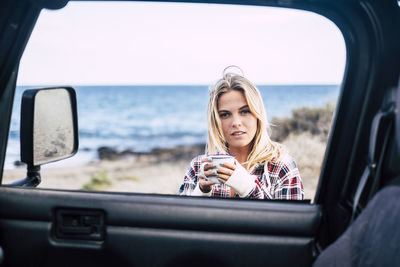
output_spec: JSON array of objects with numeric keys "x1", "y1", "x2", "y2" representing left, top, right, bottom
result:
[{"x1": 205, "y1": 66, "x2": 285, "y2": 170}]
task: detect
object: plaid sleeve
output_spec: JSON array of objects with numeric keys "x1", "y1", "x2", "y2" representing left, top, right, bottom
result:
[
  {"x1": 272, "y1": 154, "x2": 304, "y2": 200},
  {"x1": 245, "y1": 154, "x2": 304, "y2": 200},
  {"x1": 243, "y1": 167, "x2": 273, "y2": 200},
  {"x1": 178, "y1": 156, "x2": 202, "y2": 195}
]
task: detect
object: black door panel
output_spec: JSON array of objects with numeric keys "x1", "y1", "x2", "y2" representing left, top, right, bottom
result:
[
  {"x1": 0, "y1": 0, "x2": 399, "y2": 265},
  {"x1": 0, "y1": 187, "x2": 321, "y2": 266},
  {"x1": 107, "y1": 227, "x2": 315, "y2": 266}
]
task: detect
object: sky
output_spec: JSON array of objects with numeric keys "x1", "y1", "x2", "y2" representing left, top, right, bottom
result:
[{"x1": 17, "y1": 2, "x2": 346, "y2": 85}]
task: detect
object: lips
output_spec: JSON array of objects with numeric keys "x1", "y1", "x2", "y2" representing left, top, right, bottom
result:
[{"x1": 231, "y1": 131, "x2": 246, "y2": 136}]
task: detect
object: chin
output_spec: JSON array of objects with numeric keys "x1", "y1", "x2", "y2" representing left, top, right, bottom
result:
[{"x1": 229, "y1": 141, "x2": 251, "y2": 150}]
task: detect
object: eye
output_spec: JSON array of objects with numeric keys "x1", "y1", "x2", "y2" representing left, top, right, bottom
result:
[
  {"x1": 219, "y1": 112, "x2": 230, "y2": 119},
  {"x1": 241, "y1": 109, "x2": 251, "y2": 115}
]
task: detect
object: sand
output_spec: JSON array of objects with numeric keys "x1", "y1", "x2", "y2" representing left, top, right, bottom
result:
[
  {"x1": 2, "y1": 133, "x2": 323, "y2": 200},
  {"x1": 2, "y1": 157, "x2": 188, "y2": 195}
]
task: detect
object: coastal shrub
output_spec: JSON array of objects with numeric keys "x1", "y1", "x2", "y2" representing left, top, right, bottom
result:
[
  {"x1": 282, "y1": 133, "x2": 325, "y2": 200},
  {"x1": 82, "y1": 172, "x2": 113, "y2": 191},
  {"x1": 271, "y1": 102, "x2": 335, "y2": 142},
  {"x1": 116, "y1": 175, "x2": 141, "y2": 182}
]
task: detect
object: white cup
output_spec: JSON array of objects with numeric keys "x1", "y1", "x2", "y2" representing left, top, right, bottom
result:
[{"x1": 200, "y1": 155, "x2": 235, "y2": 184}]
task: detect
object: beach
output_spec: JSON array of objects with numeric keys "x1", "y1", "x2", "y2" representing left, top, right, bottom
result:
[
  {"x1": 3, "y1": 157, "x2": 188, "y2": 194},
  {"x1": 3, "y1": 85, "x2": 335, "y2": 200},
  {"x1": 2, "y1": 133, "x2": 323, "y2": 200}
]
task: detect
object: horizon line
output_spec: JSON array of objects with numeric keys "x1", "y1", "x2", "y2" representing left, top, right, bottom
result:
[{"x1": 16, "y1": 83, "x2": 341, "y2": 87}]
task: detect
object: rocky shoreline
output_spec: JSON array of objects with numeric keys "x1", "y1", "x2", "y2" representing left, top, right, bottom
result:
[
  {"x1": 12, "y1": 143, "x2": 206, "y2": 168},
  {"x1": 4, "y1": 133, "x2": 323, "y2": 200},
  {"x1": 96, "y1": 143, "x2": 206, "y2": 164},
  {"x1": 5, "y1": 104, "x2": 333, "y2": 200}
]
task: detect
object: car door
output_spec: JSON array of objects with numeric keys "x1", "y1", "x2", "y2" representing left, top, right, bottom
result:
[{"x1": 0, "y1": 0, "x2": 399, "y2": 266}]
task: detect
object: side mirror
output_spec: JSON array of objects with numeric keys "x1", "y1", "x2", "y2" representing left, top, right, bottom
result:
[{"x1": 10, "y1": 87, "x2": 79, "y2": 187}]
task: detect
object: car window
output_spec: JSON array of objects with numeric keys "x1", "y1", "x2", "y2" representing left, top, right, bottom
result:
[{"x1": 2, "y1": 2, "x2": 345, "y2": 201}]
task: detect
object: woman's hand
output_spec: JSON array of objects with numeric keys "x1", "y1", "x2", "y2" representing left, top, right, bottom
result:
[
  {"x1": 198, "y1": 157, "x2": 215, "y2": 193},
  {"x1": 215, "y1": 162, "x2": 236, "y2": 183},
  {"x1": 199, "y1": 157, "x2": 238, "y2": 195},
  {"x1": 216, "y1": 161, "x2": 237, "y2": 197}
]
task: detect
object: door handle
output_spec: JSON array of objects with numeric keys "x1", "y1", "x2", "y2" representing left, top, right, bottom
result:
[
  {"x1": 59, "y1": 225, "x2": 92, "y2": 235},
  {"x1": 55, "y1": 209, "x2": 105, "y2": 241}
]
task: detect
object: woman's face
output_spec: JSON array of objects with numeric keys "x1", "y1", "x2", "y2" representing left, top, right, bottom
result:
[{"x1": 217, "y1": 89, "x2": 258, "y2": 154}]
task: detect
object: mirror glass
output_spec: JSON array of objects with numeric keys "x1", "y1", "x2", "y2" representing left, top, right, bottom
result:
[
  {"x1": 2, "y1": 2, "x2": 346, "y2": 201},
  {"x1": 33, "y1": 89, "x2": 75, "y2": 166}
]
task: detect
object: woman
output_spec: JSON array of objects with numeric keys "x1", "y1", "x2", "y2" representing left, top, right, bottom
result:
[{"x1": 179, "y1": 67, "x2": 304, "y2": 200}]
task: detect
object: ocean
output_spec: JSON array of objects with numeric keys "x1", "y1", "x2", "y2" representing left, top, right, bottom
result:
[{"x1": 5, "y1": 85, "x2": 340, "y2": 169}]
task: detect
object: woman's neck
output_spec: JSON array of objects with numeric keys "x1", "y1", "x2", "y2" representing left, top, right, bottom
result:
[{"x1": 229, "y1": 146, "x2": 250, "y2": 165}]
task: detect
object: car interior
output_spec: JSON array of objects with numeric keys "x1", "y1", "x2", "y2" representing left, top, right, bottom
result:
[{"x1": 0, "y1": 0, "x2": 399, "y2": 266}]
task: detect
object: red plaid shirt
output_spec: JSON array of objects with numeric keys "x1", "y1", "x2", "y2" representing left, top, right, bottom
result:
[{"x1": 179, "y1": 154, "x2": 304, "y2": 200}]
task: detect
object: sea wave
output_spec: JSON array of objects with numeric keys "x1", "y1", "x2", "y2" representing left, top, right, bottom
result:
[{"x1": 4, "y1": 84, "x2": 340, "y2": 169}]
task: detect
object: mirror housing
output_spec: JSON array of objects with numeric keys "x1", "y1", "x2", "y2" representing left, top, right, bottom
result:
[
  {"x1": 10, "y1": 87, "x2": 79, "y2": 187},
  {"x1": 20, "y1": 87, "x2": 79, "y2": 166}
]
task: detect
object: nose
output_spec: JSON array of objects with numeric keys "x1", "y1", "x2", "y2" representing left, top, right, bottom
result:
[{"x1": 231, "y1": 114, "x2": 242, "y2": 128}]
